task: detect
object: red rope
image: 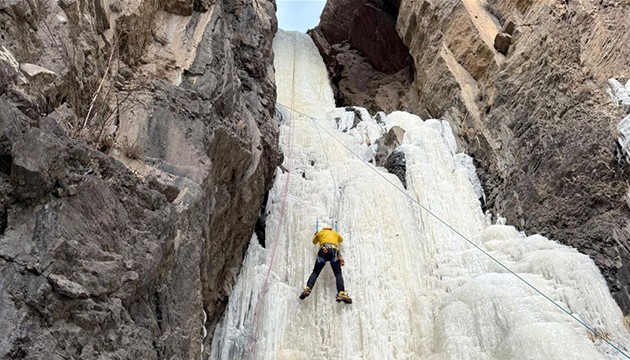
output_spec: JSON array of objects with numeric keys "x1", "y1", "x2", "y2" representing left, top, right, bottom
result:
[{"x1": 247, "y1": 111, "x2": 295, "y2": 359}]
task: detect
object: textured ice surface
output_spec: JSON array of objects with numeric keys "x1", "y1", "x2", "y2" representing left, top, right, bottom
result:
[
  {"x1": 453, "y1": 154, "x2": 485, "y2": 202},
  {"x1": 617, "y1": 112, "x2": 630, "y2": 165},
  {"x1": 210, "y1": 30, "x2": 630, "y2": 360},
  {"x1": 608, "y1": 78, "x2": 630, "y2": 108},
  {"x1": 611, "y1": 78, "x2": 630, "y2": 164}
]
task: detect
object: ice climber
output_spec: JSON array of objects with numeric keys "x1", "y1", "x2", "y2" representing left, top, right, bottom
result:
[{"x1": 299, "y1": 225, "x2": 352, "y2": 304}]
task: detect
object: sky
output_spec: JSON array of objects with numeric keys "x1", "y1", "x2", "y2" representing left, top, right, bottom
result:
[{"x1": 276, "y1": 0, "x2": 327, "y2": 33}]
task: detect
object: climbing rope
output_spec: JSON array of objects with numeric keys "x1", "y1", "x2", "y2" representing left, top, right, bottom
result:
[
  {"x1": 313, "y1": 118, "x2": 341, "y2": 230},
  {"x1": 246, "y1": 37, "x2": 300, "y2": 360},
  {"x1": 247, "y1": 109, "x2": 295, "y2": 360},
  {"x1": 275, "y1": 102, "x2": 630, "y2": 359}
]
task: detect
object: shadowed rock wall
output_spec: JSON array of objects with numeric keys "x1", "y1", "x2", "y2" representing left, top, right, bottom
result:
[
  {"x1": 0, "y1": 0, "x2": 281, "y2": 358},
  {"x1": 308, "y1": 0, "x2": 414, "y2": 112}
]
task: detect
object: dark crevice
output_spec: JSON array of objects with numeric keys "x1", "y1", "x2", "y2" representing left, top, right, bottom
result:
[
  {"x1": 193, "y1": 0, "x2": 209, "y2": 12},
  {"x1": 383, "y1": 0, "x2": 400, "y2": 18},
  {"x1": 152, "y1": 291, "x2": 164, "y2": 357},
  {"x1": 0, "y1": 207, "x2": 7, "y2": 235},
  {"x1": 255, "y1": 191, "x2": 270, "y2": 248},
  {"x1": 152, "y1": 339, "x2": 162, "y2": 360},
  {"x1": 7, "y1": 336, "x2": 28, "y2": 359},
  {"x1": 155, "y1": 291, "x2": 163, "y2": 332},
  {"x1": 0, "y1": 154, "x2": 12, "y2": 176}
]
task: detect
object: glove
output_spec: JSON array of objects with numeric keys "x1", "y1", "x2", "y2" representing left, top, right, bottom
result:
[{"x1": 340, "y1": 258, "x2": 345, "y2": 267}]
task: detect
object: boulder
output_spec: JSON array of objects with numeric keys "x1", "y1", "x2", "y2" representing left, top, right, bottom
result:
[
  {"x1": 494, "y1": 32, "x2": 512, "y2": 55},
  {"x1": 0, "y1": 47, "x2": 26, "y2": 91},
  {"x1": 19, "y1": 64, "x2": 56, "y2": 82},
  {"x1": 375, "y1": 125, "x2": 405, "y2": 166},
  {"x1": 384, "y1": 150, "x2": 407, "y2": 189}
]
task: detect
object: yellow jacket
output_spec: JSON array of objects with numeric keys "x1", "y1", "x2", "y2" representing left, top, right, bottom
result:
[{"x1": 312, "y1": 227, "x2": 343, "y2": 248}]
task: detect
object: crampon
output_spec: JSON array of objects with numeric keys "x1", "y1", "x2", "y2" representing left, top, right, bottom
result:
[{"x1": 335, "y1": 291, "x2": 352, "y2": 304}]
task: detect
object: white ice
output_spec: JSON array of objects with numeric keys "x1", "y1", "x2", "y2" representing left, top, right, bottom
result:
[
  {"x1": 610, "y1": 78, "x2": 630, "y2": 164},
  {"x1": 210, "y1": 30, "x2": 630, "y2": 360},
  {"x1": 608, "y1": 78, "x2": 630, "y2": 108},
  {"x1": 617, "y1": 114, "x2": 630, "y2": 165}
]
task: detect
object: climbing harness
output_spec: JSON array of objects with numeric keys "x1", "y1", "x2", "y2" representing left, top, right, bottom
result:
[
  {"x1": 275, "y1": 102, "x2": 630, "y2": 359},
  {"x1": 320, "y1": 243, "x2": 339, "y2": 252},
  {"x1": 318, "y1": 243, "x2": 341, "y2": 265}
]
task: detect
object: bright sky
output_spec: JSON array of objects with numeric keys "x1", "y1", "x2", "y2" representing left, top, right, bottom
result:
[{"x1": 277, "y1": 0, "x2": 327, "y2": 33}]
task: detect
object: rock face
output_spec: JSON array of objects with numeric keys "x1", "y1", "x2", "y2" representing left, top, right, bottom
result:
[
  {"x1": 384, "y1": 150, "x2": 407, "y2": 189},
  {"x1": 493, "y1": 32, "x2": 512, "y2": 55},
  {"x1": 315, "y1": 0, "x2": 630, "y2": 313},
  {"x1": 0, "y1": 0, "x2": 281, "y2": 359},
  {"x1": 375, "y1": 125, "x2": 405, "y2": 167},
  {"x1": 308, "y1": 0, "x2": 414, "y2": 112}
]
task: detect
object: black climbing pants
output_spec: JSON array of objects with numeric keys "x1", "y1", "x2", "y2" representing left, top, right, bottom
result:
[{"x1": 306, "y1": 247, "x2": 345, "y2": 292}]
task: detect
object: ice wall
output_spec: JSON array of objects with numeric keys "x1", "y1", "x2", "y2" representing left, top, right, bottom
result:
[
  {"x1": 611, "y1": 78, "x2": 630, "y2": 165},
  {"x1": 210, "y1": 30, "x2": 630, "y2": 360}
]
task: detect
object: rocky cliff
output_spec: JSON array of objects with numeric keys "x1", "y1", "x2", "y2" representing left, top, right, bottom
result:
[
  {"x1": 0, "y1": 0, "x2": 281, "y2": 358},
  {"x1": 312, "y1": 0, "x2": 630, "y2": 313},
  {"x1": 308, "y1": 0, "x2": 415, "y2": 112}
]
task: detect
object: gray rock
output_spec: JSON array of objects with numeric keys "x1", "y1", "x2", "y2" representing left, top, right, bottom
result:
[
  {"x1": 0, "y1": 58, "x2": 19, "y2": 95},
  {"x1": 385, "y1": 150, "x2": 407, "y2": 189},
  {"x1": 57, "y1": 0, "x2": 77, "y2": 9},
  {"x1": 308, "y1": 0, "x2": 414, "y2": 112},
  {"x1": 48, "y1": 274, "x2": 90, "y2": 299},
  {"x1": 19, "y1": 63, "x2": 56, "y2": 81},
  {"x1": 0, "y1": 47, "x2": 26, "y2": 91},
  {"x1": 10, "y1": 128, "x2": 61, "y2": 200},
  {"x1": 375, "y1": 125, "x2": 405, "y2": 166},
  {"x1": 161, "y1": 0, "x2": 193, "y2": 16},
  {"x1": 109, "y1": 0, "x2": 122, "y2": 12},
  {"x1": 0, "y1": 0, "x2": 281, "y2": 359},
  {"x1": 117, "y1": 62, "x2": 133, "y2": 79}
]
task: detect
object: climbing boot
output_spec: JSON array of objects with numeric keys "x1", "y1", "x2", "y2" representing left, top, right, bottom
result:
[
  {"x1": 299, "y1": 286, "x2": 311, "y2": 300},
  {"x1": 336, "y1": 291, "x2": 352, "y2": 304}
]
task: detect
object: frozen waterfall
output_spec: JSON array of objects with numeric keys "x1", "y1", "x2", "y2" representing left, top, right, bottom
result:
[{"x1": 210, "y1": 30, "x2": 630, "y2": 360}]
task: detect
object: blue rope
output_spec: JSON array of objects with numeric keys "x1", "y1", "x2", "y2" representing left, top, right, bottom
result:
[{"x1": 276, "y1": 102, "x2": 630, "y2": 358}]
